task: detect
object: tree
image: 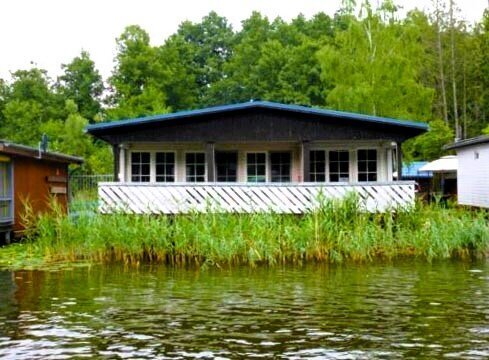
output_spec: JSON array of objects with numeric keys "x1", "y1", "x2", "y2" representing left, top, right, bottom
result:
[
  {"x1": 406, "y1": 119, "x2": 454, "y2": 160},
  {"x1": 108, "y1": 25, "x2": 170, "y2": 119},
  {"x1": 317, "y1": 1, "x2": 433, "y2": 120},
  {"x1": 57, "y1": 51, "x2": 104, "y2": 122},
  {"x1": 0, "y1": 69, "x2": 64, "y2": 145},
  {"x1": 167, "y1": 11, "x2": 235, "y2": 106}
]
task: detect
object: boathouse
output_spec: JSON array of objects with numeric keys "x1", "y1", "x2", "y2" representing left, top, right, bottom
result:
[
  {"x1": 86, "y1": 101, "x2": 428, "y2": 213},
  {"x1": 0, "y1": 141, "x2": 83, "y2": 241},
  {"x1": 445, "y1": 135, "x2": 489, "y2": 208}
]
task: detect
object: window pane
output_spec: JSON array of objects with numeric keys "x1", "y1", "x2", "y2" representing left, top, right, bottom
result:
[
  {"x1": 155, "y1": 151, "x2": 176, "y2": 183},
  {"x1": 357, "y1": 149, "x2": 377, "y2": 182},
  {"x1": 186, "y1": 152, "x2": 206, "y2": 182},
  {"x1": 310, "y1": 150, "x2": 326, "y2": 183},
  {"x1": 141, "y1": 152, "x2": 150, "y2": 163},
  {"x1": 131, "y1": 152, "x2": 151, "y2": 182},
  {"x1": 216, "y1": 152, "x2": 237, "y2": 182},
  {"x1": 270, "y1": 152, "x2": 291, "y2": 182},
  {"x1": 329, "y1": 150, "x2": 349, "y2": 182},
  {"x1": 247, "y1": 153, "x2": 266, "y2": 183}
]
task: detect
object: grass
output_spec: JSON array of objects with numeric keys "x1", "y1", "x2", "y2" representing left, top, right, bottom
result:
[{"x1": 1, "y1": 196, "x2": 488, "y2": 269}]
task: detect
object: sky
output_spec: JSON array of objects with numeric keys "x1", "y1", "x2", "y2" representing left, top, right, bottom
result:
[{"x1": 0, "y1": 0, "x2": 487, "y2": 81}]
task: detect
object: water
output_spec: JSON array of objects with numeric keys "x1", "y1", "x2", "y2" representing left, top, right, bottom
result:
[{"x1": 0, "y1": 261, "x2": 488, "y2": 359}]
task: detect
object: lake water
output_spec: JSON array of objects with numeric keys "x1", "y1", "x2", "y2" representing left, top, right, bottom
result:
[{"x1": 0, "y1": 261, "x2": 488, "y2": 359}]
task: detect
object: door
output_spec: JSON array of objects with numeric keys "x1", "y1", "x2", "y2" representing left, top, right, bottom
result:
[
  {"x1": 0, "y1": 158, "x2": 13, "y2": 225},
  {"x1": 215, "y1": 151, "x2": 238, "y2": 182}
]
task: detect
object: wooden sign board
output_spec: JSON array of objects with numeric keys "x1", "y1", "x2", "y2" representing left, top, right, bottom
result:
[
  {"x1": 46, "y1": 176, "x2": 68, "y2": 183},
  {"x1": 50, "y1": 186, "x2": 67, "y2": 195}
]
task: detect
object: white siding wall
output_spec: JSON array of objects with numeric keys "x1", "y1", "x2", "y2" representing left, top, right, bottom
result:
[{"x1": 457, "y1": 144, "x2": 489, "y2": 208}]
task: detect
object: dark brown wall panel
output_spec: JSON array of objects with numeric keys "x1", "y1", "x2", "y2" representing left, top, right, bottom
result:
[{"x1": 13, "y1": 157, "x2": 68, "y2": 232}]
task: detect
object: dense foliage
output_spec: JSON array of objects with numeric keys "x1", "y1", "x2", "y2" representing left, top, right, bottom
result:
[
  {"x1": 1, "y1": 0, "x2": 489, "y2": 171},
  {"x1": 1, "y1": 196, "x2": 487, "y2": 269}
]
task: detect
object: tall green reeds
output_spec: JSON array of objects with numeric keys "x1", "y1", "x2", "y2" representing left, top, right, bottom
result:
[{"x1": 6, "y1": 196, "x2": 489, "y2": 268}]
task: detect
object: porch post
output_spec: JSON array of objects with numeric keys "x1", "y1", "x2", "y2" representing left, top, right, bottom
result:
[
  {"x1": 386, "y1": 147, "x2": 393, "y2": 181},
  {"x1": 302, "y1": 141, "x2": 310, "y2": 182},
  {"x1": 119, "y1": 145, "x2": 126, "y2": 182},
  {"x1": 206, "y1": 142, "x2": 215, "y2": 182},
  {"x1": 396, "y1": 142, "x2": 403, "y2": 180},
  {"x1": 112, "y1": 144, "x2": 120, "y2": 182}
]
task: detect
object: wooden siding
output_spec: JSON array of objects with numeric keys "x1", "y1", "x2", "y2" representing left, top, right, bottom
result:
[
  {"x1": 456, "y1": 144, "x2": 489, "y2": 208},
  {"x1": 12, "y1": 157, "x2": 69, "y2": 233},
  {"x1": 97, "y1": 110, "x2": 419, "y2": 145},
  {"x1": 98, "y1": 182, "x2": 415, "y2": 214}
]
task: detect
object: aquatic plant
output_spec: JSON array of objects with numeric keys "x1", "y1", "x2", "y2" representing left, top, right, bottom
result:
[{"x1": 1, "y1": 196, "x2": 488, "y2": 269}]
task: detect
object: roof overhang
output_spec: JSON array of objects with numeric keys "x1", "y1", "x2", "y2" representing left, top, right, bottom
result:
[
  {"x1": 86, "y1": 101, "x2": 428, "y2": 142},
  {"x1": 444, "y1": 135, "x2": 489, "y2": 151},
  {"x1": 419, "y1": 156, "x2": 457, "y2": 172},
  {"x1": 0, "y1": 141, "x2": 83, "y2": 164}
]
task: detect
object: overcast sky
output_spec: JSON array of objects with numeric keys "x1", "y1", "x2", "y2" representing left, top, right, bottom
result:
[{"x1": 0, "y1": 0, "x2": 487, "y2": 81}]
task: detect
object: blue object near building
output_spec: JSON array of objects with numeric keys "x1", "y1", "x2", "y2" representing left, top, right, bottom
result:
[{"x1": 402, "y1": 162, "x2": 432, "y2": 179}]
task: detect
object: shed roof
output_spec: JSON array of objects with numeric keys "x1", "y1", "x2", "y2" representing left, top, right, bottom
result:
[
  {"x1": 444, "y1": 135, "x2": 489, "y2": 151},
  {"x1": 419, "y1": 156, "x2": 457, "y2": 173},
  {"x1": 0, "y1": 140, "x2": 83, "y2": 164},
  {"x1": 86, "y1": 101, "x2": 428, "y2": 135}
]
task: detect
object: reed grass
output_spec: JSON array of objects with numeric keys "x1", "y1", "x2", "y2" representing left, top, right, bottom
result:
[{"x1": 3, "y1": 196, "x2": 489, "y2": 268}]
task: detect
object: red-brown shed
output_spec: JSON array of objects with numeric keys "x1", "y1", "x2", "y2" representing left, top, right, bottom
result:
[{"x1": 0, "y1": 140, "x2": 83, "y2": 241}]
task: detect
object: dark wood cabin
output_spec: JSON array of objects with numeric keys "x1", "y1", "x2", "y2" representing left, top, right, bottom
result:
[
  {"x1": 85, "y1": 101, "x2": 428, "y2": 214},
  {"x1": 0, "y1": 141, "x2": 83, "y2": 241}
]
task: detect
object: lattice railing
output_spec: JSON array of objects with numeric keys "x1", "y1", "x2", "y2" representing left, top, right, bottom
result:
[{"x1": 98, "y1": 182, "x2": 415, "y2": 214}]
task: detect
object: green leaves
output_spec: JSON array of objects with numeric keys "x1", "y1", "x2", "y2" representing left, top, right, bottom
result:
[
  {"x1": 58, "y1": 51, "x2": 103, "y2": 122},
  {"x1": 2, "y1": 4, "x2": 489, "y2": 167}
]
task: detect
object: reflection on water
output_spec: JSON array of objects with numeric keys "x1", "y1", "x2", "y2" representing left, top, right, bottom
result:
[{"x1": 0, "y1": 261, "x2": 488, "y2": 359}]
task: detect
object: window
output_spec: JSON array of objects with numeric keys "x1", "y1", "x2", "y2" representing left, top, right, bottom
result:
[
  {"x1": 156, "y1": 152, "x2": 175, "y2": 182},
  {"x1": 216, "y1": 152, "x2": 238, "y2": 182},
  {"x1": 247, "y1": 153, "x2": 266, "y2": 182},
  {"x1": 186, "y1": 153, "x2": 206, "y2": 182},
  {"x1": 310, "y1": 150, "x2": 326, "y2": 182},
  {"x1": 329, "y1": 150, "x2": 349, "y2": 182},
  {"x1": 131, "y1": 152, "x2": 151, "y2": 182},
  {"x1": 358, "y1": 149, "x2": 377, "y2": 182},
  {"x1": 270, "y1": 152, "x2": 291, "y2": 182}
]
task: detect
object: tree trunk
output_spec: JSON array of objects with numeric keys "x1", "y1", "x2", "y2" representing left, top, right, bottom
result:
[
  {"x1": 435, "y1": 0, "x2": 449, "y2": 124},
  {"x1": 463, "y1": 55, "x2": 467, "y2": 138},
  {"x1": 449, "y1": 0, "x2": 460, "y2": 140}
]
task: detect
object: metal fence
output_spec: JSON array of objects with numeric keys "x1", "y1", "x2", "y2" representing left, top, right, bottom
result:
[{"x1": 69, "y1": 174, "x2": 113, "y2": 196}]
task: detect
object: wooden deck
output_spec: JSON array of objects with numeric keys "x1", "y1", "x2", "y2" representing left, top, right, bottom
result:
[{"x1": 98, "y1": 182, "x2": 415, "y2": 214}]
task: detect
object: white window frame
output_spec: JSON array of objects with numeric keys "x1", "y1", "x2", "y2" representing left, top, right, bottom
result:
[
  {"x1": 245, "y1": 151, "x2": 268, "y2": 183},
  {"x1": 328, "y1": 149, "x2": 351, "y2": 183},
  {"x1": 155, "y1": 151, "x2": 177, "y2": 183},
  {"x1": 357, "y1": 148, "x2": 378, "y2": 182},
  {"x1": 269, "y1": 151, "x2": 292, "y2": 183},
  {"x1": 129, "y1": 150, "x2": 176, "y2": 183},
  {"x1": 309, "y1": 149, "x2": 327, "y2": 183},
  {"x1": 307, "y1": 145, "x2": 383, "y2": 183},
  {"x1": 184, "y1": 151, "x2": 207, "y2": 183},
  {"x1": 129, "y1": 151, "x2": 151, "y2": 182}
]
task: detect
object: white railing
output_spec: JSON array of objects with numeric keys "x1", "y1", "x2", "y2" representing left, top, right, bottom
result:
[{"x1": 98, "y1": 182, "x2": 415, "y2": 214}]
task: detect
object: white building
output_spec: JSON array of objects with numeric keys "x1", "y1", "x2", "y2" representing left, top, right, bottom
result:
[{"x1": 445, "y1": 135, "x2": 489, "y2": 208}]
